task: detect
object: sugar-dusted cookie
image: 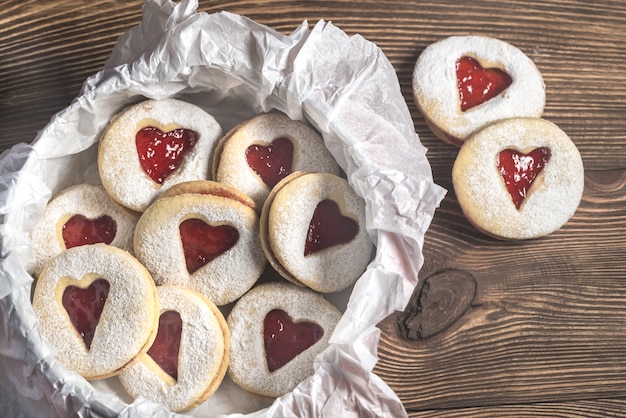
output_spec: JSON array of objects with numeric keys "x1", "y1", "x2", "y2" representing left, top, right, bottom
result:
[
  {"x1": 227, "y1": 282, "x2": 341, "y2": 398},
  {"x1": 133, "y1": 183, "x2": 266, "y2": 305},
  {"x1": 118, "y1": 286, "x2": 229, "y2": 412},
  {"x1": 261, "y1": 172, "x2": 373, "y2": 293},
  {"x1": 452, "y1": 117, "x2": 584, "y2": 240},
  {"x1": 32, "y1": 244, "x2": 159, "y2": 379},
  {"x1": 29, "y1": 183, "x2": 139, "y2": 276},
  {"x1": 213, "y1": 113, "x2": 340, "y2": 207},
  {"x1": 98, "y1": 98, "x2": 222, "y2": 211},
  {"x1": 413, "y1": 35, "x2": 545, "y2": 146}
]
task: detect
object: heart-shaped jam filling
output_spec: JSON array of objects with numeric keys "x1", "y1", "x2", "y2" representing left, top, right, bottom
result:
[
  {"x1": 456, "y1": 56, "x2": 512, "y2": 112},
  {"x1": 62, "y1": 278, "x2": 110, "y2": 350},
  {"x1": 263, "y1": 309, "x2": 323, "y2": 373},
  {"x1": 136, "y1": 126, "x2": 198, "y2": 184},
  {"x1": 147, "y1": 310, "x2": 183, "y2": 381},
  {"x1": 497, "y1": 147, "x2": 551, "y2": 209},
  {"x1": 62, "y1": 214, "x2": 117, "y2": 249},
  {"x1": 305, "y1": 199, "x2": 359, "y2": 256},
  {"x1": 179, "y1": 218, "x2": 239, "y2": 274},
  {"x1": 245, "y1": 137, "x2": 294, "y2": 188}
]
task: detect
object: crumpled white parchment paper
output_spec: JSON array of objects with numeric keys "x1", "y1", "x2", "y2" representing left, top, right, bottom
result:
[{"x1": 0, "y1": 0, "x2": 446, "y2": 416}]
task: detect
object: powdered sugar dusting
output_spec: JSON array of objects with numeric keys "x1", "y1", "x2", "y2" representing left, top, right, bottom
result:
[
  {"x1": 134, "y1": 193, "x2": 266, "y2": 306},
  {"x1": 268, "y1": 173, "x2": 373, "y2": 293},
  {"x1": 29, "y1": 184, "x2": 139, "y2": 276},
  {"x1": 227, "y1": 282, "x2": 341, "y2": 398},
  {"x1": 452, "y1": 118, "x2": 584, "y2": 239},
  {"x1": 413, "y1": 36, "x2": 545, "y2": 143},
  {"x1": 118, "y1": 286, "x2": 228, "y2": 412},
  {"x1": 98, "y1": 99, "x2": 222, "y2": 212},
  {"x1": 32, "y1": 244, "x2": 159, "y2": 379},
  {"x1": 215, "y1": 113, "x2": 340, "y2": 207}
]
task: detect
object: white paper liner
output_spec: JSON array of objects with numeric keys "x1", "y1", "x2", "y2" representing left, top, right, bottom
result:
[{"x1": 0, "y1": 0, "x2": 446, "y2": 416}]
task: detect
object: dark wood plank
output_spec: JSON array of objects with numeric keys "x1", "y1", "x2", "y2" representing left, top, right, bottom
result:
[{"x1": 374, "y1": 169, "x2": 626, "y2": 411}]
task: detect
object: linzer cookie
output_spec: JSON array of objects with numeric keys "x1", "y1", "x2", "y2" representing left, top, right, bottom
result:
[
  {"x1": 261, "y1": 172, "x2": 373, "y2": 293},
  {"x1": 118, "y1": 286, "x2": 229, "y2": 412},
  {"x1": 452, "y1": 117, "x2": 584, "y2": 240},
  {"x1": 32, "y1": 244, "x2": 159, "y2": 379},
  {"x1": 227, "y1": 282, "x2": 341, "y2": 398},
  {"x1": 29, "y1": 183, "x2": 139, "y2": 276},
  {"x1": 133, "y1": 182, "x2": 266, "y2": 305},
  {"x1": 413, "y1": 35, "x2": 545, "y2": 146},
  {"x1": 213, "y1": 113, "x2": 340, "y2": 207},
  {"x1": 98, "y1": 98, "x2": 222, "y2": 211}
]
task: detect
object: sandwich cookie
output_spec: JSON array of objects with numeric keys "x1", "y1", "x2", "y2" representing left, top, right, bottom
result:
[
  {"x1": 261, "y1": 172, "x2": 373, "y2": 293},
  {"x1": 32, "y1": 244, "x2": 159, "y2": 379},
  {"x1": 98, "y1": 98, "x2": 222, "y2": 212},
  {"x1": 133, "y1": 182, "x2": 266, "y2": 305},
  {"x1": 29, "y1": 183, "x2": 138, "y2": 276},
  {"x1": 118, "y1": 285, "x2": 229, "y2": 412},
  {"x1": 413, "y1": 35, "x2": 545, "y2": 146},
  {"x1": 227, "y1": 282, "x2": 341, "y2": 398},
  {"x1": 452, "y1": 117, "x2": 584, "y2": 240},
  {"x1": 213, "y1": 113, "x2": 340, "y2": 207}
]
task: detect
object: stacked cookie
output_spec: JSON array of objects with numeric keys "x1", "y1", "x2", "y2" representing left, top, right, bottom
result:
[
  {"x1": 413, "y1": 35, "x2": 584, "y2": 239},
  {"x1": 30, "y1": 99, "x2": 373, "y2": 411}
]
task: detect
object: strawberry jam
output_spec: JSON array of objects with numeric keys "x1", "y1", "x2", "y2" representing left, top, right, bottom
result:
[
  {"x1": 245, "y1": 137, "x2": 294, "y2": 188},
  {"x1": 62, "y1": 214, "x2": 116, "y2": 249},
  {"x1": 263, "y1": 309, "x2": 323, "y2": 373},
  {"x1": 136, "y1": 126, "x2": 198, "y2": 184},
  {"x1": 179, "y1": 218, "x2": 239, "y2": 274},
  {"x1": 147, "y1": 310, "x2": 183, "y2": 380},
  {"x1": 456, "y1": 56, "x2": 512, "y2": 112},
  {"x1": 497, "y1": 147, "x2": 551, "y2": 209},
  {"x1": 305, "y1": 199, "x2": 359, "y2": 256},
  {"x1": 62, "y1": 278, "x2": 110, "y2": 350}
]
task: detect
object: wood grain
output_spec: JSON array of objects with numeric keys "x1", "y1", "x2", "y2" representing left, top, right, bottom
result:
[{"x1": 2, "y1": 0, "x2": 626, "y2": 416}]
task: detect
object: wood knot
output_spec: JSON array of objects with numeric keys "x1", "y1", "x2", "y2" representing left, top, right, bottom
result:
[{"x1": 399, "y1": 268, "x2": 476, "y2": 340}]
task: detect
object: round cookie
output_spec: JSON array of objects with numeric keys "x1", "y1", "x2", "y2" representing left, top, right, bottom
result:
[
  {"x1": 213, "y1": 113, "x2": 341, "y2": 207},
  {"x1": 133, "y1": 186, "x2": 266, "y2": 305},
  {"x1": 227, "y1": 282, "x2": 341, "y2": 398},
  {"x1": 29, "y1": 183, "x2": 139, "y2": 276},
  {"x1": 452, "y1": 117, "x2": 584, "y2": 240},
  {"x1": 118, "y1": 286, "x2": 229, "y2": 412},
  {"x1": 413, "y1": 35, "x2": 545, "y2": 146},
  {"x1": 261, "y1": 172, "x2": 373, "y2": 293},
  {"x1": 98, "y1": 98, "x2": 222, "y2": 212},
  {"x1": 32, "y1": 244, "x2": 159, "y2": 379}
]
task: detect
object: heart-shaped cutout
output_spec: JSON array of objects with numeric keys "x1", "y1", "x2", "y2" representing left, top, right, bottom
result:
[
  {"x1": 147, "y1": 310, "x2": 183, "y2": 380},
  {"x1": 136, "y1": 126, "x2": 198, "y2": 184},
  {"x1": 245, "y1": 137, "x2": 294, "y2": 188},
  {"x1": 62, "y1": 278, "x2": 110, "y2": 350},
  {"x1": 263, "y1": 309, "x2": 323, "y2": 373},
  {"x1": 304, "y1": 199, "x2": 359, "y2": 256},
  {"x1": 62, "y1": 214, "x2": 117, "y2": 249},
  {"x1": 456, "y1": 56, "x2": 512, "y2": 112},
  {"x1": 179, "y1": 218, "x2": 239, "y2": 274},
  {"x1": 497, "y1": 147, "x2": 551, "y2": 209}
]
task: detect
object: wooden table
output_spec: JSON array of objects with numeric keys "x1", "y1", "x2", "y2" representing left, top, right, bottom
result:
[{"x1": 3, "y1": 1, "x2": 626, "y2": 416}]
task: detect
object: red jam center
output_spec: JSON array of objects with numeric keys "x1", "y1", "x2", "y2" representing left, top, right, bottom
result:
[
  {"x1": 147, "y1": 310, "x2": 183, "y2": 381},
  {"x1": 62, "y1": 278, "x2": 110, "y2": 350},
  {"x1": 263, "y1": 309, "x2": 323, "y2": 373},
  {"x1": 497, "y1": 147, "x2": 551, "y2": 210},
  {"x1": 179, "y1": 218, "x2": 239, "y2": 274},
  {"x1": 305, "y1": 199, "x2": 359, "y2": 256},
  {"x1": 245, "y1": 137, "x2": 294, "y2": 188},
  {"x1": 456, "y1": 56, "x2": 512, "y2": 112},
  {"x1": 136, "y1": 126, "x2": 198, "y2": 184},
  {"x1": 62, "y1": 214, "x2": 116, "y2": 249}
]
